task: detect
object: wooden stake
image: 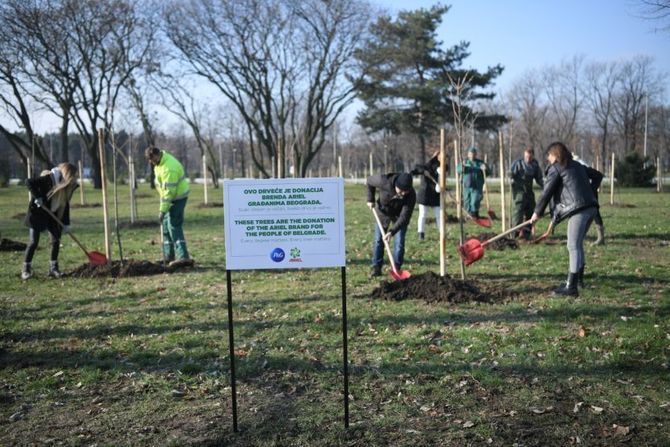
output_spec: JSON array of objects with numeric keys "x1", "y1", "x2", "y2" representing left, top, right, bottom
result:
[
  {"x1": 657, "y1": 157, "x2": 662, "y2": 193},
  {"x1": 78, "y1": 160, "x2": 85, "y2": 206},
  {"x1": 98, "y1": 128, "x2": 111, "y2": 264},
  {"x1": 203, "y1": 154, "x2": 209, "y2": 205},
  {"x1": 439, "y1": 128, "x2": 447, "y2": 277},
  {"x1": 610, "y1": 153, "x2": 615, "y2": 205},
  {"x1": 498, "y1": 130, "x2": 507, "y2": 232},
  {"x1": 454, "y1": 138, "x2": 466, "y2": 280}
]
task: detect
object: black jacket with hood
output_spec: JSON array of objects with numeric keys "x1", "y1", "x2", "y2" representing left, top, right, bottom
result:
[
  {"x1": 366, "y1": 173, "x2": 416, "y2": 235},
  {"x1": 534, "y1": 159, "x2": 598, "y2": 224},
  {"x1": 24, "y1": 170, "x2": 77, "y2": 233}
]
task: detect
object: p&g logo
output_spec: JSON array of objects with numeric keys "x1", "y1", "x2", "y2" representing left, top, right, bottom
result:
[{"x1": 270, "y1": 248, "x2": 285, "y2": 262}]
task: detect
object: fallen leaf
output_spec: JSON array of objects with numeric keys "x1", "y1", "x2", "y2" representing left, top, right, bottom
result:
[
  {"x1": 613, "y1": 424, "x2": 630, "y2": 436},
  {"x1": 578, "y1": 325, "x2": 588, "y2": 337},
  {"x1": 573, "y1": 402, "x2": 584, "y2": 413},
  {"x1": 463, "y1": 420, "x2": 475, "y2": 428},
  {"x1": 591, "y1": 405, "x2": 604, "y2": 414},
  {"x1": 53, "y1": 371, "x2": 64, "y2": 378}
]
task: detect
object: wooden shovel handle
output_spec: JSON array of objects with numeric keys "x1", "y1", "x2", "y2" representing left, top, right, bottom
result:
[
  {"x1": 371, "y1": 207, "x2": 400, "y2": 274},
  {"x1": 483, "y1": 218, "x2": 534, "y2": 247},
  {"x1": 38, "y1": 204, "x2": 90, "y2": 255}
]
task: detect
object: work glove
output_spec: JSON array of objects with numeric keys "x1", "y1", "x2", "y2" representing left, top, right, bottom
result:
[
  {"x1": 33, "y1": 197, "x2": 44, "y2": 208},
  {"x1": 158, "y1": 211, "x2": 166, "y2": 223},
  {"x1": 367, "y1": 202, "x2": 374, "y2": 209},
  {"x1": 62, "y1": 225, "x2": 71, "y2": 234}
]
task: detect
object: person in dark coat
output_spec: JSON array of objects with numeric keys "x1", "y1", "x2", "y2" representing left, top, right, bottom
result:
[
  {"x1": 573, "y1": 154, "x2": 606, "y2": 245},
  {"x1": 21, "y1": 163, "x2": 79, "y2": 279},
  {"x1": 531, "y1": 142, "x2": 600, "y2": 296},
  {"x1": 366, "y1": 172, "x2": 416, "y2": 278},
  {"x1": 510, "y1": 148, "x2": 544, "y2": 239},
  {"x1": 412, "y1": 149, "x2": 446, "y2": 241}
]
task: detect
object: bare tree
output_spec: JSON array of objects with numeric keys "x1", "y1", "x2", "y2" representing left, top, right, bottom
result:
[
  {"x1": 543, "y1": 55, "x2": 585, "y2": 147},
  {"x1": 635, "y1": 0, "x2": 670, "y2": 31},
  {"x1": 163, "y1": 0, "x2": 373, "y2": 178},
  {"x1": 507, "y1": 69, "x2": 548, "y2": 151},
  {"x1": 584, "y1": 60, "x2": 620, "y2": 171},
  {"x1": 612, "y1": 55, "x2": 664, "y2": 154}
]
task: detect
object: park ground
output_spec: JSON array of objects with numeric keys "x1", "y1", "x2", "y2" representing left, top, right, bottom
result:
[{"x1": 1, "y1": 182, "x2": 669, "y2": 446}]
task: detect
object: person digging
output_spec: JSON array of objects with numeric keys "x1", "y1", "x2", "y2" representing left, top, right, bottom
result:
[
  {"x1": 510, "y1": 147, "x2": 544, "y2": 240},
  {"x1": 531, "y1": 142, "x2": 600, "y2": 296},
  {"x1": 145, "y1": 146, "x2": 194, "y2": 268},
  {"x1": 366, "y1": 172, "x2": 416, "y2": 278},
  {"x1": 457, "y1": 146, "x2": 491, "y2": 221}
]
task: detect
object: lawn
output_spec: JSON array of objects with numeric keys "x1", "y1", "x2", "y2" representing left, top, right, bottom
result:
[{"x1": 1, "y1": 181, "x2": 669, "y2": 446}]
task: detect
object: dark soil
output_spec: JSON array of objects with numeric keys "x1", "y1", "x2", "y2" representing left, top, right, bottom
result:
[
  {"x1": 118, "y1": 220, "x2": 159, "y2": 229},
  {"x1": 70, "y1": 203, "x2": 102, "y2": 208},
  {"x1": 370, "y1": 271, "x2": 510, "y2": 304},
  {"x1": 68, "y1": 259, "x2": 193, "y2": 278},
  {"x1": 196, "y1": 202, "x2": 223, "y2": 208},
  {"x1": 472, "y1": 233, "x2": 519, "y2": 250},
  {"x1": 12, "y1": 213, "x2": 25, "y2": 220},
  {"x1": 0, "y1": 238, "x2": 26, "y2": 251}
]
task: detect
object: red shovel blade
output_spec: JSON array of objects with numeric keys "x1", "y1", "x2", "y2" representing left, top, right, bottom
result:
[
  {"x1": 87, "y1": 251, "x2": 108, "y2": 266},
  {"x1": 457, "y1": 238, "x2": 485, "y2": 266},
  {"x1": 390, "y1": 268, "x2": 411, "y2": 281}
]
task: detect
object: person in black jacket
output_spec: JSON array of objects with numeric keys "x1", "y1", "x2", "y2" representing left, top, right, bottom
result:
[
  {"x1": 366, "y1": 172, "x2": 416, "y2": 278},
  {"x1": 412, "y1": 150, "x2": 445, "y2": 241},
  {"x1": 573, "y1": 154, "x2": 606, "y2": 245},
  {"x1": 21, "y1": 163, "x2": 79, "y2": 279},
  {"x1": 531, "y1": 142, "x2": 599, "y2": 296}
]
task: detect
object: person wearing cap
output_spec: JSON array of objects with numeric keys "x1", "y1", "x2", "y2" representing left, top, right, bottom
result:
[
  {"x1": 145, "y1": 146, "x2": 194, "y2": 268},
  {"x1": 366, "y1": 172, "x2": 416, "y2": 278},
  {"x1": 456, "y1": 147, "x2": 491, "y2": 219},
  {"x1": 509, "y1": 148, "x2": 544, "y2": 239}
]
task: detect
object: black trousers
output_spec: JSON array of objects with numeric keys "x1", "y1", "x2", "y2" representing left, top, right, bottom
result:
[{"x1": 24, "y1": 227, "x2": 60, "y2": 263}]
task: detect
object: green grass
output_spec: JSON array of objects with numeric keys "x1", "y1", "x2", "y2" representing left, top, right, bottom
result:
[{"x1": 1, "y1": 182, "x2": 669, "y2": 446}]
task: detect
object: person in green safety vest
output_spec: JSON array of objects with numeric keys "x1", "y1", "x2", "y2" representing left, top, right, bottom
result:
[
  {"x1": 456, "y1": 147, "x2": 491, "y2": 219},
  {"x1": 145, "y1": 146, "x2": 194, "y2": 268}
]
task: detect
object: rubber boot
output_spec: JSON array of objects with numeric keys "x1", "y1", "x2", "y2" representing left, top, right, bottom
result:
[
  {"x1": 553, "y1": 273, "x2": 579, "y2": 297},
  {"x1": 419, "y1": 232, "x2": 425, "y2": 241},
  {"x1": 21, "y1": 262, "x2": 32, "y2": 280},
  {"x1": 578, "y1": 266, "x2": 585, "y2": 288},
  {"x1": 369, "y1": 265, "x2": 382, "y2": 278},
  {"x1": 592, "y1": 224, "x2": 605, "y2": 246},
  {"x1": 48, "y1": 260, "x2": 63, "y2": 278}
]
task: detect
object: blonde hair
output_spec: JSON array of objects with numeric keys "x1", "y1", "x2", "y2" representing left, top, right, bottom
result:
[{"x1": 47, "y1": 163, "x2": 78, "y2": 218}]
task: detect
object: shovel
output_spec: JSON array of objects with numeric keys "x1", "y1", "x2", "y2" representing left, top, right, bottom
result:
[
  {"x1": 457, "y1": 218, "x2": 533, "y2": 266},
  {"x1": 371, "y1": 207, "x2": 411, "y2": 281},
  {"x1": 532, "y1": 219, "x2": 555, "y2": 244},
  {"x1": 39, "y1": 205, "x2": 108, "y2": 266}
]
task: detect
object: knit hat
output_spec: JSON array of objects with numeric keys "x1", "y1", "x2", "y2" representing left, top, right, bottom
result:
[{"x1": 395, "y1": 173, "x2": 413, "y2": 190}]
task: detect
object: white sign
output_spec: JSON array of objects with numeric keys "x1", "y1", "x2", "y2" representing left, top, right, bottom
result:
[{"x1": 223, "y1": 178, "x2": 346, "y2": 270}]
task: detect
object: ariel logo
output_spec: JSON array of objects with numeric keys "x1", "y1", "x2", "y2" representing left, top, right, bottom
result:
[{"x1": 289, "y1": 247, "x2": 302, "y2": 263}]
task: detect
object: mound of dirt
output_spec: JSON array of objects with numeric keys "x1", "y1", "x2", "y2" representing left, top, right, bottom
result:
[
  {"x1": 370, "y1": 271, "x2": 507, "y2": 304},
  {"x1": 67, "y1": 259, "x2": 193, "y2": 278},
  {"x1": 471, "y1": 233, "x2": 519, "y2": 250},
  {"x1": 118, "y1": 220, "x2": 159, "y2": 229},
  {"x1": 0, "y1": 238, "x2": 26, "y2": 251}
]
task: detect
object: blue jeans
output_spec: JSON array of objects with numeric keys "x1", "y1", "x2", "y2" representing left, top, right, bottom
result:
[{"x1": 372, "y1": 223, "x2": 407, "y2": 269}]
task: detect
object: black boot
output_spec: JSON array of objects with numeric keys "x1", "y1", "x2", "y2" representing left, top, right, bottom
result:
[
  {"x1": 578, "y1": 266, "x2": 585, "y2": 288},
  {"x1": 369, "y1": 265, "x2": 382, "y2": 278},
  {"x1": 553, "y1": 273, "x2": 579, "y2": 296},
  {"x1": 419, "y1": 232, "x2": 425, "y2": 241},
  {"x1": 48, "y1": 261, "x2": 63, "y2": 278}
]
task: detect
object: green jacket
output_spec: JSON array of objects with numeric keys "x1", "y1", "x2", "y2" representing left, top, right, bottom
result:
[
  {"x1": 457, "y1": 158, "x2": 490, "y2": 191},
  {"x1": 155, "y1": 151, "x2": 189, "y2": 213}
]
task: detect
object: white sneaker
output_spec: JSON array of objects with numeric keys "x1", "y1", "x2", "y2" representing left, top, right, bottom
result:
[{"x1": 21, "y1": 270, "x2": 33, "y2": 280}]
